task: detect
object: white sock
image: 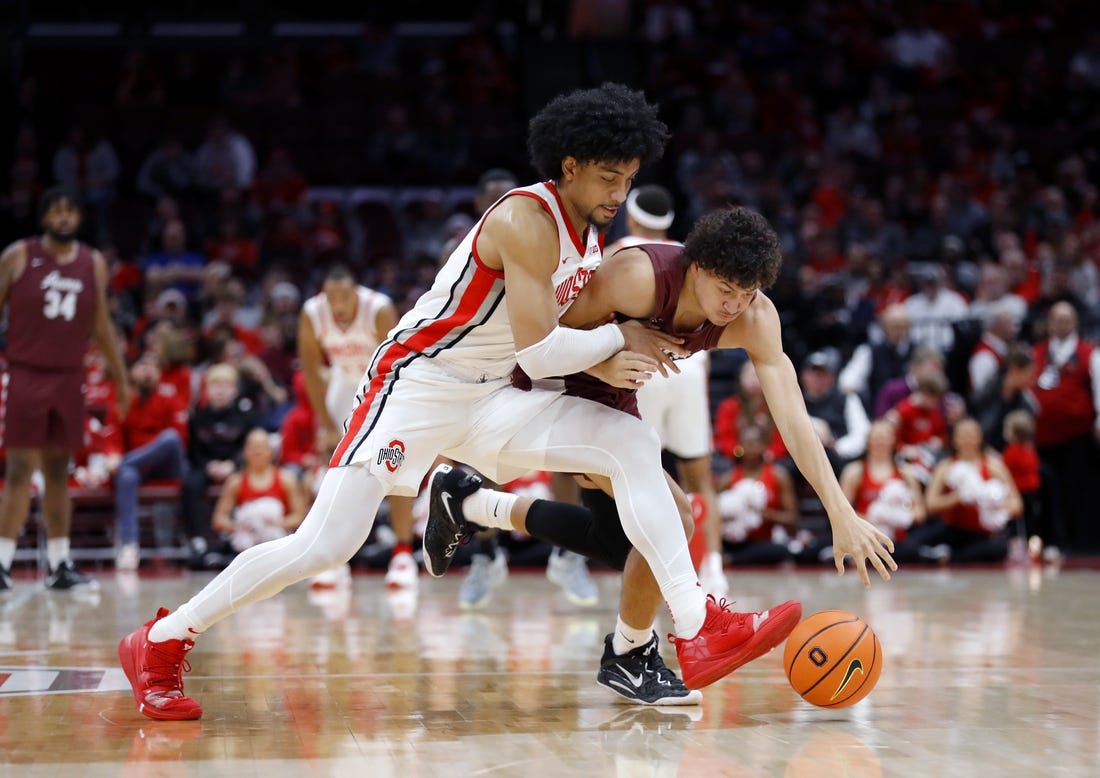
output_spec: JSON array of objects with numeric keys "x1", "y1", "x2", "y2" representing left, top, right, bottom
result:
[
  {"x1": 0, "y1": 538, "x2": 15, "y2": 569},
  {"x1": 461, "y1": 488, "x2": 518, "y2": 530},
  {"x1": 612, "y1": 615, "x2": 654, "y2": 655},
  {"x1": 47, "y1": 537, "x2": 70, "y2": 570},
  {"x1": 148, "y1": 604, "x2": 202, "y2": 643},
  {"x1": 667, "y1": 577, "x2": 708, "y2": 640}
]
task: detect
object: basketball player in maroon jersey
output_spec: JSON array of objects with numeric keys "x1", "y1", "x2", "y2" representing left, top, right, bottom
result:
[
  {"x1": 0, "y1": 185, "x2": 131, "y2": 591},
  {"x1": 430, "y1": 206, "x2": 898, "y2": 700}
]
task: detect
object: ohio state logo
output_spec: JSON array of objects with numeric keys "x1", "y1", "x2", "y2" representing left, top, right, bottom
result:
[{"x1": 377, "y1": 439, "x2": 406, "y2": 472}]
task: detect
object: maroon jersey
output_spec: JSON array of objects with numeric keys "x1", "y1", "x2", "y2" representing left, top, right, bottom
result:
[
  {"x1": 6, "y1": 237, "x2": 98, "y2": 371},
  {"x1": 563, "y1": 243, "x2": 726, "y2": 416}
]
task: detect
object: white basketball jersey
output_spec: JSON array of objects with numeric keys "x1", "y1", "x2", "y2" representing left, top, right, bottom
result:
[
  {"x1": 303, "y1": 285, "x2": 391, "y2": 386},
  {"x1": 387, "y1": 181, "x2": 603, "y2": 382}
]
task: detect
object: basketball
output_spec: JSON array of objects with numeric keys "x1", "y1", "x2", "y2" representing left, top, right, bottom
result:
[{"x1": 783, "y1": 610, "x2": 882, "y2": 708}]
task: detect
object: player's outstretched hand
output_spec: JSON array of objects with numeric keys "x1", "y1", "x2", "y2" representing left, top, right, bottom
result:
[
  {"x1": 617, "y1": 320, "x2": 688, "y2": 377},
  {"x1": 830, "y1": 512, "x2": 897, "y2": 588},
  {"x1": 586, "y1": 350, "x2": 657, "y2": 389}
]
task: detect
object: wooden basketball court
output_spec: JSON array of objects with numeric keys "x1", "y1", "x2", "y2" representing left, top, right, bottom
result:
[{"x1": 1, "y1": 562, "x2": 1097, "y2": 776}]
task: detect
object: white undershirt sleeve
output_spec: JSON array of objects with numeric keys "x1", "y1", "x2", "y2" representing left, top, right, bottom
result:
[{"x1": 515, "y1": 323, "x2": 625, "y2": 379}]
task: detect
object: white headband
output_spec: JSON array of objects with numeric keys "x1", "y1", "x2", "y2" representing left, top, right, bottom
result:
[{"x1": 626, "y1": 190, "x2": 674, "y2": 231}]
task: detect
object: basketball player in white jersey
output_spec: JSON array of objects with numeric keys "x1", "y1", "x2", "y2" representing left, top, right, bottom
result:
[
  {"x1": 605, "y1": 184, "x2": 728, "y2": 597},
  {"x1": 298, "y1": 265, "x2": 418, "y2": 589},
  {"x1": 119, "y1": 83, "x2": 810, "y2": 721}
]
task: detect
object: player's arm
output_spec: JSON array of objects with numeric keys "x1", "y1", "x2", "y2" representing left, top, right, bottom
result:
[
  {"x1": 482, "y1": 199, "x2": 682, "y2": 379},
  {"x1": 559, "y1": 247, "x2": 656, "y2": 327},
  {"x1": 483, "y1": 199, "x2": 623, "y2": 377},
  {"x1": 559, "y1": 245, "x2": 684, "y2": 381},
  {"x1": 297, "y1": 310, "x2": 336, "y2": 432},
  {"x1": 0, "y1": 241, "x2": 27, "y2": 313},
  {"x1": 838, "y1": 461, "x2": 863, "y2": 504},
  {"x1": 371, "y1": 297, "x2": 399, "y2": 343},
  {"x1": 722, "y1": 294, "x2": 897, "y2": 585},
  {"x1": 210, "y1": 473, "x2": 242, "y2": 534},
  {"x1": 91, "y1": 250, "x2": 132, "y2": 419}
]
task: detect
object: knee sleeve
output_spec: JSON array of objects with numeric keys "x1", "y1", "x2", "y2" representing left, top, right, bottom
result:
[
  {"x1": 524, "y1": 491, "x2": 632, "y2": 571},
  {"x1": 579, "y1": 487, "x2": 633, "y2": 570}
]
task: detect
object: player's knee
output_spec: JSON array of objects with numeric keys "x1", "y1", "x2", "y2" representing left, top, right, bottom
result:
[
  {"x1": 116, "y1": 465, "x2": 140, "y2": 491},
  {"x1": 612, "y1": 420, "x2": 663, "y2": 474},
  {"x1": 607, "y1": 541, "x2": 633, "y2": 572},
  {"x1": 40, "y1": 454, "x2": 70, "y2": 482},
  {"x1": 298, "y1": 544, "x2": 353, "y2": 576},
  {"x1": 3, "y1": 455, "x2": 33, "y2": 485}
]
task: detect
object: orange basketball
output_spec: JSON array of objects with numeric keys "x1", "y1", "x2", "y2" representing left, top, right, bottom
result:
[{"x1": 783, "y1": 610, "x2": 882, "y2": 708}]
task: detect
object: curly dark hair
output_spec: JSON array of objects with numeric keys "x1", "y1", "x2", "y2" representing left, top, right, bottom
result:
[
  {"x1": 527, "y1": 83, "x2": 670, "y2": 181},
  {"x1": 682, "y1": 207, "x2": 783, "y2": 289}
]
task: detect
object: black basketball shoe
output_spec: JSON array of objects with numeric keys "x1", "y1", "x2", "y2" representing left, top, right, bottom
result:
[
  {"x1": 45, "y1": 560, "x2": 100, "y2": 591},
  {"x1": 0, "y1": 564, "x2": 12, "y2": 592},
  {"x1": 597, "y1": 632, "x2": 702, "y2": 706},
  {"x1": 422, "y1": 464, "x2": 486, "y2": 578}
]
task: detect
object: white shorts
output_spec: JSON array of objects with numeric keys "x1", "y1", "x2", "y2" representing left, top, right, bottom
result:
[
  {"x1": 635, "y1": 350, "x2": 712, "y2": 460},
  {"x1": 330, "y1": 356, "x2": 565, "y2": 496}
]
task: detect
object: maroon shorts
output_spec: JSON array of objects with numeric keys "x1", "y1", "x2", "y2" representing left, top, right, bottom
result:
[{"x1": 2, "y1": 364, "x2": 85, "y2": 450}]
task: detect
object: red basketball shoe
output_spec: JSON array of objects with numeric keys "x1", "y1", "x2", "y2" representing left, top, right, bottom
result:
[
  {"x1": 671, "y1": 596, "x2": 802, "y2": 689},
  {"x1": 118, "y1": 607, "x2": 203, "y2": 721}
]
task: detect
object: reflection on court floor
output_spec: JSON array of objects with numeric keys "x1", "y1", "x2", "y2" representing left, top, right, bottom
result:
[{"x1": 0, "y1": 564, "x2": 1097, "y2": 776}]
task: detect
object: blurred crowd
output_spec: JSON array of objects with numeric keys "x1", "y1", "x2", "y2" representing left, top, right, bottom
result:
[{"x1": 2, "y1": 1, "x2": 1100, "y2": 565}]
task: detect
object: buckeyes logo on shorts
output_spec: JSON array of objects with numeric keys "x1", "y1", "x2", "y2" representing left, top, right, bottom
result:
[{"x1": 377, "y1": 439, "x2": 406, "y2": 473}]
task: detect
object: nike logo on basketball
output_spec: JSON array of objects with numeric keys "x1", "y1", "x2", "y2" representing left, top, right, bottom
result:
[
  {"x1": 752, "y1": 610, "x2": 770, "y2": 632},
  {"x1": 831, "y1": 658, "x2": 865, "y2": 700}
]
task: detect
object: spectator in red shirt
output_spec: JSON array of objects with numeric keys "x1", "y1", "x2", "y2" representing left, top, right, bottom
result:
[
  {"x1": 114, "y1": 353, "x2": 188, "y2": 569},
  {"x1": 884, "y1": 370, "x2": 950, "y2": 483},
  {"x1": 147, "y1": 320, "x2": 194, "y2": 410},
  {"x1": 713, "y1": 360, "x2": 788, "y2": 463}
]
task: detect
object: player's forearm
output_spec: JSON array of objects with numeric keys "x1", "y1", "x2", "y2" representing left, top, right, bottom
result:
[
  {"x1": 758, "y1": 359, "x2": 850, "y2": 514},
  {"x1": 780, "y1": 417, "x2": 850, "y2": 513},
  {"x1": 515, "y1": 323, "x2": 625, "y2": 379}
]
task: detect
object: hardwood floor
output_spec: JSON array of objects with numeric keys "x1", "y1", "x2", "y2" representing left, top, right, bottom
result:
[{"x1": 1, "y1": 561, "x2": 1096, "y2": 776}]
